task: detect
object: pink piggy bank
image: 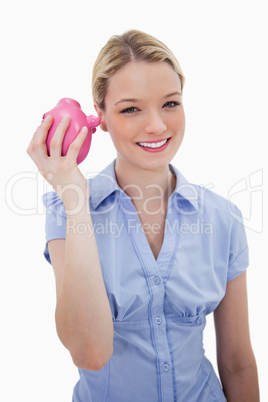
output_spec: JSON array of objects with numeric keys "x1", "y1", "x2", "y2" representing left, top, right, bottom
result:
[{"x1": 43, "y1": 98, "x2": 100, "y2": 165}]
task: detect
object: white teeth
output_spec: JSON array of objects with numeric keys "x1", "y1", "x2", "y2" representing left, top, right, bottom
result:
[{"x1": 138, "y1": 139, "x2": 168, "y2": 148}]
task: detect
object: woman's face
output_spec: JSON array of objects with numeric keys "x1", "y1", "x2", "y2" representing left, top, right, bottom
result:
[{"x1": 95, "y1": 61, "x2": 185, "y2": 172}]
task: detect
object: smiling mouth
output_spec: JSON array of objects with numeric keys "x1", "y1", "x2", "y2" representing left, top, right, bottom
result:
[{"x1": 137, "y1": 138, "x2": 170, "y2": 148}]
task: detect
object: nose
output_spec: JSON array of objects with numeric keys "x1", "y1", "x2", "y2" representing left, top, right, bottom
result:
[{"x1": 144, "y1": 110, "x2": 167, "y2": 135}]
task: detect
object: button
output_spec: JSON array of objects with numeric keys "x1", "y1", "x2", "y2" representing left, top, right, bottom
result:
[
  {"x1": 155, "y1": 317, "x2": 162, "y2": 325},
  {"x1": 153, "y1": 276, "x2": 161, "y2": 285},
  {"x1": 163, "y1": 363, "x2": 170, "y2": 372}
]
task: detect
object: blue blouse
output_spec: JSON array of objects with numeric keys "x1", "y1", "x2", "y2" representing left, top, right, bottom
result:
[{"x1": 42, "y1": 160, "x2": 249, "y2": 402}]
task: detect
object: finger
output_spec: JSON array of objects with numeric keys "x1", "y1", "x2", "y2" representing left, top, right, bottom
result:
[
  {"x1": 29, "y1": 115, "x2": 54, "y2": 146},
  {"x1": 66, "y1": 126, "x2": 88, "y2": 161},
  {"x1": 49, "y1": 115, "x2": 70, "y2": 158},
  {"x1": 27, "y1": 115, "x2": 54, "y2": 162}
]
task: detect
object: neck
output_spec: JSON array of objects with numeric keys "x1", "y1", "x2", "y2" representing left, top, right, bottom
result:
[{"x1": 114, "y1": 158, "x2": 176, "y2": 212}]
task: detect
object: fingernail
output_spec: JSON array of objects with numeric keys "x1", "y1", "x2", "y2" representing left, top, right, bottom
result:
[
  {"x1": 62, "y1": 115, "x2": 69, "y2": 122},
  {"x1": 44, "y1": 115, "x2": 51, "y2": 121},
  {"x1": 81, "y1": 126, "x2": 88, "y2": 134}
]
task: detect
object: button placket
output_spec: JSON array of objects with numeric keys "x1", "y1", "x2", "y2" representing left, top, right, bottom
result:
[
  {"x1": 148, "y1": 282, "x2": 175, "y2": 400},
  {"x1": 121, "y1": 197, "x2": 176, "y2": 400}
]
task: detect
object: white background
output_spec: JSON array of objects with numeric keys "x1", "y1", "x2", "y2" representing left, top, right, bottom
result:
[{"x1": 1, "y1": 0, "x2": 267, "y2": 400}]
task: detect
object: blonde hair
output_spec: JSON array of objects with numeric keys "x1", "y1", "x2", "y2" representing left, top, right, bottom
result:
[{"x1": 92, "y1": 29, "x2": 185, "y2": 110}]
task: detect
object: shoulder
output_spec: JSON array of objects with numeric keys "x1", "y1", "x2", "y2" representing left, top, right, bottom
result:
[
  {"x1": 195, "y1": 184, "x2": 245, "y2": 235},
  {"x1": 198, "y1": 184, "x2": 241, "y2": 216},
  {"x1": 173, "y1": 164, "x2": 242, "y2": 224}
]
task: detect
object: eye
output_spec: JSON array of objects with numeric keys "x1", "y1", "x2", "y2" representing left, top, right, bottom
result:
[
  {"x1": 163, "y1": 101, "x2": 181, "y2": 109},
  {"x1": 120, "y1": 107, "x2": 139, "y2": 114}
]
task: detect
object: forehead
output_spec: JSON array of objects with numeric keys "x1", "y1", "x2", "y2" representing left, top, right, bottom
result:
[{"x1": 106, "y1": 61, "x2": 182, "y2": 101}]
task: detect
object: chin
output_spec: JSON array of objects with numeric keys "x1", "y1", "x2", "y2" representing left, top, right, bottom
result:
[{"x1": 136, "y1": 157, "x2": 172, "y2": 172}]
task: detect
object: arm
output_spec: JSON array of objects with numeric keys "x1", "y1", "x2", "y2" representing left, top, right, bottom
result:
[
  {"x1": 49, "y1": 208, "x2": 114, "y2": 371},
  {"x1": 214, "y1": 271, "x2": 259, "y2": 401},
  {"x1": 27, "y1": 115, "x2": 113, "y2": 371}
]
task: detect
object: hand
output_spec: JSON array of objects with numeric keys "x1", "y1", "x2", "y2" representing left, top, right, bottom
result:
[{"x1": 27, "y1": 115, "x2": 90, "y2": 211}]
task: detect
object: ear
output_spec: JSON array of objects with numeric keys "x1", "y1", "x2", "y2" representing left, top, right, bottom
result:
[{"x1": 94, "y1": 103, "x2": 108, "y2": 132}]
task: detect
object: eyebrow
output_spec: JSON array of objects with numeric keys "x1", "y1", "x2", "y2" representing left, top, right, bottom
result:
[
  {"x1": 115, "y1": 98, "x2": 139, "y2": 105},
  {"x1": 114, "y1": 91, "x2": 182, "y2": 106},
  {"x1": 164, "y1": 91, "x2": 182, "y2": 98}
]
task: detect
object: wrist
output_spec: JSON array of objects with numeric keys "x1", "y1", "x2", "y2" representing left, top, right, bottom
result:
[{"x1": 53, "y1": 178, "x2": 89, "y2": 210}]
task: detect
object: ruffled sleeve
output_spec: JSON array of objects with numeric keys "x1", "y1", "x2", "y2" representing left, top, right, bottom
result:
[
  {"x1": 227, "y1": 203, "x2": 249, "y2": 282},
  {"x1": 42, "y1": 191, "x2": 67, "y2": 264}
]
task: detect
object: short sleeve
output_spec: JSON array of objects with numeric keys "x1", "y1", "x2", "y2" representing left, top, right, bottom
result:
[
  {"x1": 42, "y1": 191, "x2": 67, "y2": 265},
  {"x1": 227, "y1": 203, "x2": 249, "y2": 282}
]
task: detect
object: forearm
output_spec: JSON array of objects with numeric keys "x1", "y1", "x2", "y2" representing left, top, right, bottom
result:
[
  {"x1": 56, "y1": 205, "x2": 114, "y2": 370},
  {"x1": 220, "y1": 359, "x2": 259, "y2": 401}
]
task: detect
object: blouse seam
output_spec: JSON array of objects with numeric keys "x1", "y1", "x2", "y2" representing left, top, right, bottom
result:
[
  {"x1": 200, "y1": 362, "x2": 218, "y2": 399},
  {"x1": 228, "y1": 245, "x2": 248, "y2": 269},
  {"x1": 104, "y1": 360, "x2": 110, "y2": 402},
  {"x1": 113, "y1": 319, "x2": 149, "y2": 326}
]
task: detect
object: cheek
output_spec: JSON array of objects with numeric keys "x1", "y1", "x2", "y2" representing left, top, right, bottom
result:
[
  {"x1": 175, "y1": 110, "x2": 185, "y2": 131},
  {"x1": 110, "y1": 117, "x2": 141, "y2": 141},
  {"x1": 167, "y1": 114, "x2": 185, "y2": 134},
  {"x1": 107, "y1": 120, "x2": 132, "y2": 148},
  {"x1": 121, "y1": 115, "x2": 144, "y2": 132}
]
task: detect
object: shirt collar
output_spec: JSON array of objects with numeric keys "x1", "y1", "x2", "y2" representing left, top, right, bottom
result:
[
  {"x1": 90, "y1": 160, "x2": 198, "y2": 211},
  {"x1": 169, "y1": 164, "x2": 199, "y2": 211}
]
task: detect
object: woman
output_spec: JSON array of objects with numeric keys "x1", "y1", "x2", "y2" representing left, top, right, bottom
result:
[{"x1": 27, "y1": 30, "x2": 259, "y2": 401}]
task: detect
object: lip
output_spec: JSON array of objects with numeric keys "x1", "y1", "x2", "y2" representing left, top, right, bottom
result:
[
  {"x1": 136, "y1": 137, "x2": 171, "y2": 153},
  {"x1": 137, "y1": 138, "x2": 168, "y2": 144}
]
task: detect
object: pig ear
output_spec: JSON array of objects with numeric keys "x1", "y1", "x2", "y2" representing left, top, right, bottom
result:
[{"x1": 86, "y1": 115, "x2": 100, "y2": 128}]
